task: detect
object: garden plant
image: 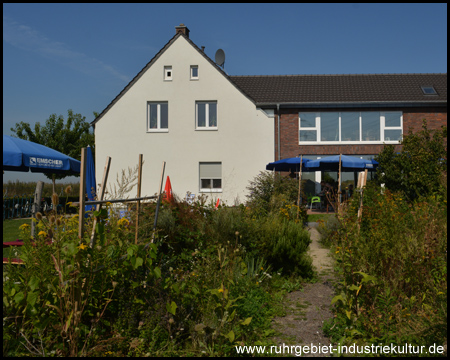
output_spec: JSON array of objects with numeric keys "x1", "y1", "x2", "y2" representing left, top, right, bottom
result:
[{"x1": 3, "y1": 171, "x2": 314, "y2": 357}]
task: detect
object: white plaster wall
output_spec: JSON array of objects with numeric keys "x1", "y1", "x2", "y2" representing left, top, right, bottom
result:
[{"x1": 95, "y1": 36, "x2": 273, "y2": 205}]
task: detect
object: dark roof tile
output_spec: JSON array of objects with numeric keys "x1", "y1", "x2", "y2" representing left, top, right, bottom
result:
[{"x1": 229, "y1": 73, "x2": 447, "y2": 105}]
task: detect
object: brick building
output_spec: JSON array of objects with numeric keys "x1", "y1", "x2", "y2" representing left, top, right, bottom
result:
[
  {"x1": 231, "y1": 73, "x2": 447, "y2": 192},
  {"x1": 93, "y1": 24, "x2": 447, "y2": 202}
]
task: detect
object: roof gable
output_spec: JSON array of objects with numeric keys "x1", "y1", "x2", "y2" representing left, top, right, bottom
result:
[{"x1": 92, "y1": 32, "x2": 253, "y2": 126}]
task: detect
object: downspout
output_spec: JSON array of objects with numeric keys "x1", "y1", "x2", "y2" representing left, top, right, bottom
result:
[{"x1": 277, "y1": 104, "x2": 281, "y2": 161}]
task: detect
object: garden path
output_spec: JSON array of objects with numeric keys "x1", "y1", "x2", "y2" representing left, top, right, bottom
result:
[{"x1": 271, "y1": 224, "x2": 336, "y2": 357}]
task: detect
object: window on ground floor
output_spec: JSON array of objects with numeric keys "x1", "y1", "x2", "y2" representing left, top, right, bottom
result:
[{"x1": 199, "y1": 162, "x2": 222, "y2": 192}]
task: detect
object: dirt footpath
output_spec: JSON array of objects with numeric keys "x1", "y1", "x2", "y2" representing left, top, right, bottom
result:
[{"x1": 271, "y1": 224, "x2": 336, "y2": 357}]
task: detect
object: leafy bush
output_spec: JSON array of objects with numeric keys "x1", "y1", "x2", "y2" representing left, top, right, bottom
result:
[
  {"x1": 246, "y1": 171, "x2": 308, "y2": 223},
  {"x1": 375, "y1": 120, "x2": 447, "y2": 202},
  {"x1": 324, "y1": 183, "x2": 447, "y2": 348}
]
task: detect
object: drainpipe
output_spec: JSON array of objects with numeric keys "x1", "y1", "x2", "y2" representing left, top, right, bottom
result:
[{"x1": 277, "y1": 104, "x2": 281, "y2": 161}]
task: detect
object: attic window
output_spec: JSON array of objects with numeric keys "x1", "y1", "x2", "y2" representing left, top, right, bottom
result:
[
  {"x1": 421, "y1": 86, "x2": 437, "y2": 95},
  {"x1": 164, "y1": 66, "x2": 172, "y2": 81}
]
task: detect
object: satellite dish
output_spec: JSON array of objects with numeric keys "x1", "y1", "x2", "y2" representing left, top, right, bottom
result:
[{"x1": 215, "y1": 49, "x2": 225, "y2": 68}]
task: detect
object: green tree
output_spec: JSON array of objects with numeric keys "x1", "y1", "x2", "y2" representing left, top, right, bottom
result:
[
  {"x1": 10, "y1": 109, "x2": 95, "y2": 185},
  {"x1": 375, "y1": 120, "x2": 447, "y2": 202}
]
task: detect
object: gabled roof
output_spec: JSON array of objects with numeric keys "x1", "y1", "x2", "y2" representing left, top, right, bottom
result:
[
  {"x1": 91, "y1": 32, "x2": 251, "y2": 126},
  {"x1": 229, "y1": 73, "x2": 447, "y2": 106},
  {"x1": 92, "y1": 30, "x2": 446, "y2": 126}
]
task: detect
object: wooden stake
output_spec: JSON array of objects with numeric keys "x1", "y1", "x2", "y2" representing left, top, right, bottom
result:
[
  {"x1": 78, "y1": 148, "x2": 87, "y2": 240},
  {"x1": 135, "y1": 154, "x2": 143, "y2": 244},
  {"x1": 151, "y1": 161, "x2": 166, "y2": 243},
  {"x1": 90, "y1": 156, "x2": 111, "y2": 248}
]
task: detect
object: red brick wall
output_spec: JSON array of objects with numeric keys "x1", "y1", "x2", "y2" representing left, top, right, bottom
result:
[{"x1": 274, "y1": 107, "x2": 447, "y2": 160}]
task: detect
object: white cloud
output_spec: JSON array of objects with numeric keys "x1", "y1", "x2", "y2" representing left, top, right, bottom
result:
[{"x1": 3, "y1": 16, "x2": 130, "y2": 82}]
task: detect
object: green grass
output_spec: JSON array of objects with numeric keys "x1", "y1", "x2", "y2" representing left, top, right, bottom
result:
[
  {"x1": 3, "y1": 219, "x2": 31, "y2": 243},
  {"x1": 3, "y1": 219, "x2": 31, "y2": 259},
  {"x1": 307, "y1": 214, "x2": 335, "y2": 223}
]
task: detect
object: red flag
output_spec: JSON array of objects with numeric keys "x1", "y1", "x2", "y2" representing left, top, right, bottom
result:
[
  {"x1": 163, "y1": 176, "x2": 173, "y2": 203},
  {"x1": 215, "y1": 198, "x2": 220, "y2": 209}
]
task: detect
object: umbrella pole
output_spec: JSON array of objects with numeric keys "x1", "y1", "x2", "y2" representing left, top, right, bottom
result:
[
  {"x1": 338, "y1": 154, "x2": 342, "y2": 205},
  {"x1": 297, "y1": 155, "x2": 303, "y2": 219},
  {"x1": 78, "y1": 148, "x2": 87, "y2": 240},
  {"x1": 31, "y1": 181, "x2": 44, "y2": 238}
]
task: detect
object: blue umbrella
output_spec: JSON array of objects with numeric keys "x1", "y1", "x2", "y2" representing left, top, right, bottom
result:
[
  {"x1": 266, "y1": 157, "x2": 312, "y2": 172},
  {"x1": 304, "y1": 155, "x2": 378, "y2": 172},
  {"x1": 3, "y1": 135, "x2": 81, "y2": 174},
  {"x1": 85, "y1": 146, "x2": 96, "y2": 213}
]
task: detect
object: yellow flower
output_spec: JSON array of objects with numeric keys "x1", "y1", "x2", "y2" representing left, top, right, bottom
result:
[
  {"x1": 118, "y1": 218, "x2": 129, "y2": 227},
  {"x1": 78, "y1": 243, "x2": 87, "y2": 250},
  {"x1": 218, "y1": 288, "x2": 224, "y2": 293},
  {"x1": 19, "y1": 223, "x2": 30, "y2": 230},
  {"x1": 66, "y1": 202, "x2": 73, "y2": 207},
  {"x1": 106, "y1": 202, "x2": 112, "y2": 207},
  {"x1": 38, "y1": 231, "x2": 47, "y2": 237}
]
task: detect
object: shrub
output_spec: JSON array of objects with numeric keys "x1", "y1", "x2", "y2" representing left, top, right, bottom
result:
[
  {"x1": 326, "y1": 182, "x2": 447, "y2": 347},
  {"x1": 375, "y1": 120, "x2": 447, "y2": 202}
]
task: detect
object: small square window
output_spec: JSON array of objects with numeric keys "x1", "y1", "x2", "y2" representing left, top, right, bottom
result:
[
  {"x1": 421, "y1": 86, "x2": 437, "y2": 95},
  {"x1": 164, "y1": 66, "x2": 172, "y2": 81},
  {"x1": 191, "y1": 65, "x2": 199, "y2": 80}
]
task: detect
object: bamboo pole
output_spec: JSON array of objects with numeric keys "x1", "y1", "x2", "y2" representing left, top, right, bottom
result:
[
  {"x1": 151, "y1": 161, "x2": 166, "y2": 243},
  {"x1": 72, "y1": 195, "x2": 158, "y2": 207},
  {"x1": 78, "y1": 148, "x2": 87, "y2": 239},
  {"x1": 90, "y1": 156, "x2": 111, "y2": 248},
  {"x1": 135, "y1": 154, "x2": 143, "y2": 244}
]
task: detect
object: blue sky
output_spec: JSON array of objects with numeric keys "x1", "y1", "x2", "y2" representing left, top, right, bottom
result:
[{"x1": 3, "y1": 3, "x2": 447, "y2": 183}]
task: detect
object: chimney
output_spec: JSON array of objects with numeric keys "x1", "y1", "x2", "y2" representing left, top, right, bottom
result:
[
  {"x1": 201, "y1": 46, "x2": 205, "y2": 52},
  {"x1": 175, "y1": 23, "x2": 190, "y2": 38}
]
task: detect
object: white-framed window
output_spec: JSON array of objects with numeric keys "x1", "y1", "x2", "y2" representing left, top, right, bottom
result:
[
  {"x1": 199, "y1": 162, "x2": 222, "y2": 192},
  {"x1": 382, "y1": 112, "x2": 403, "y2": 142},
  {"x1": 196, "y1": 101, "x2": 217, "y2": 129},
  {"x1": 147, "y1": 102, "x2": 168, "y2": 132},
  {"x1": 190, "y1": 65, "x2": 199, "y2": 80},
  {"x1": 298, "y1": 111, "x2": 402, "y2": 144},
  {"x1": 164, "y1": 66, "x2": 172, "y2": 81},
  {"x1": 299, "y1": 112, "x2": 319, "y2": 142}
]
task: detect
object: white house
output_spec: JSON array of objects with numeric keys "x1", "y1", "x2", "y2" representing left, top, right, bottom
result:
[{"x1": 92, "y1": 25, "x2": 274, "y2": 205}]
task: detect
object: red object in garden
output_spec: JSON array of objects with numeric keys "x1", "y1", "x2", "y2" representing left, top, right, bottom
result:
[
  {"x1": 163, "y1": 176, "x2": 174, "y2": 203},
  {"x1": 215, "y1": 198, "x2": 220, "y2": 209}
]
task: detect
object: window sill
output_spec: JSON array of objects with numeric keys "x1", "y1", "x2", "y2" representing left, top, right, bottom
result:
[
  {"x1": 190, "y1": 78, "x2": 199, "y2": 81},
  {"x1": 199, "y1": 189, "x2": 222, "y2": 193},
  {"x1": 147, "y1": 129, "x2": 169, "y2": 133},
  {"x1": 298, "y1": 140, "x2": 401, "y2": 145},
  {"x1": 196, "y1": 127, "x2": 218, "y2": 131}
]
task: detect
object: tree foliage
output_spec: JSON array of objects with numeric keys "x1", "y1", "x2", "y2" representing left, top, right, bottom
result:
[
  {"x1": 10, "y1": 109, "x2": 95, "y2": 181},
  {"x1": 375, "y1": 120, "x2": 447, "y2": 202}
]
